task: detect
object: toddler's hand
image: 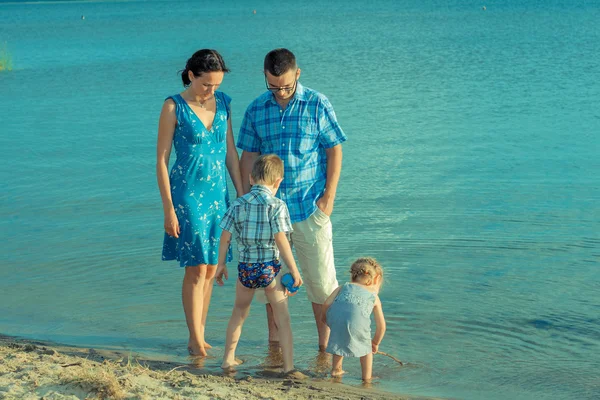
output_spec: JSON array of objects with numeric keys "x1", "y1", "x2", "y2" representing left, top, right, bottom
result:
[
  {"x1": 215, "y1": 263, "x2": 228, "y2": 286},
  {"x1": 371, "y1": 341, "x2": 379, "y2": 354}
]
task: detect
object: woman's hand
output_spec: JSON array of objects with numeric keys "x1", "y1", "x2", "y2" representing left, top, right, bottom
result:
[{"x1": 164, "y1": 209, "x2": 180, "y2": 238}]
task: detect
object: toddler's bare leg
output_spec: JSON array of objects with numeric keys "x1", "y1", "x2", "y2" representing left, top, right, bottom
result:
[
  {"x1": 360, "y1": 352, "x2": 373, "y2": 382},
  {"x1": 264, "y1": 276, "x2": 293, "y2": 373},
  {"x1": 221, "y1": 280, "x2": 254, "y2": 369},
  {"x1": 331, "y1": 354, "x2": 345, "y2": 377}
]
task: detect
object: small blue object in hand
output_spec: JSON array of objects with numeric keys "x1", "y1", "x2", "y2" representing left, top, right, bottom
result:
[{"x1": 281, "y1": 273, "x2": 299, "y2": 296}]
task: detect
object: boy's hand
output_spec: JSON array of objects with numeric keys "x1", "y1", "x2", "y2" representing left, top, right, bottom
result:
[
  {"x1": 292, "y1": 272, "x2": 303, "y2": 288},
  {"x1": 371, "y1": 341, "x2": 379, "y2": 354},
  {"x1": 215, "y1": 263, "x2": 228, "y2": 286}
]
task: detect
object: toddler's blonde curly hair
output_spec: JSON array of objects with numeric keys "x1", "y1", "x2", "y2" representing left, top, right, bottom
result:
[{"x1": 350, "y1": 257, "x2": 383, "y2": 286}]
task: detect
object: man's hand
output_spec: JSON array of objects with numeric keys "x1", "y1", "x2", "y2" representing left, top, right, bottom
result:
[
  {"x1": 316, "y1": 192, "x2": 334, "y2": 216},
  {"x1": 215, "y1": 263, "x2": 228, "y2": 286}
]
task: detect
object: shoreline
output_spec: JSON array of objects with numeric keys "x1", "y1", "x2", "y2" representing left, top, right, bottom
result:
[{"x1": 0, "y1": 334, "x2": 437, "y2": 400}]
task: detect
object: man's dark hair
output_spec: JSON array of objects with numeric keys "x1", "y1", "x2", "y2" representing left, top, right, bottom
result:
[{"x1": 264, "y1": 48, "x2": 297, "y2": 76}]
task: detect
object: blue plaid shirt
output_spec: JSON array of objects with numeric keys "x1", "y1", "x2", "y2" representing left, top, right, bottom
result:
[
  {"x1": 220, "y1": 185, "x2": 293, "y2": 263},
  {"x1": 237, "y1": 83, "x2": 347, "y2": 223}
]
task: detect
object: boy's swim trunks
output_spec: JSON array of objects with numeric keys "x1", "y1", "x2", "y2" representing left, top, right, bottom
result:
[{"x1": 238, "y1": 259, "x2": 281, "y2": 289}]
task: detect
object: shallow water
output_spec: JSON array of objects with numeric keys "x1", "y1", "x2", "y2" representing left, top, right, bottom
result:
[{"x1": 1, "y1": 1, "x2": 599, "y2": 399}]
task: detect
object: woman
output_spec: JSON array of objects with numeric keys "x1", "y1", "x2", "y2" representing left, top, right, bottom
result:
[{"x1": 156, "y1": 49, "x2": 243, "y2": 356}]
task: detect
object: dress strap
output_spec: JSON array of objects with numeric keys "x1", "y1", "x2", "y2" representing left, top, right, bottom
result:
[{"x1": 165, "y1": 94, "x2": 185, "y2": 126}]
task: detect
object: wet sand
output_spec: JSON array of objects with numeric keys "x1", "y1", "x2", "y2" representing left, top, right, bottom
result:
[{"x1": 0, "y1": 335, "x2": 437, "y2": 400}]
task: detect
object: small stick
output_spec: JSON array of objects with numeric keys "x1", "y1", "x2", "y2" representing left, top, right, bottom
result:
[
  {"x1": 165, "y1": 365, "x2": 186, "y2": 376},
  {"x1": 61, "y1": 362, "x2": 82, "y2": 368},
  {"x1": 376, "y1": 351, "x2": 403, "y2": 365}
]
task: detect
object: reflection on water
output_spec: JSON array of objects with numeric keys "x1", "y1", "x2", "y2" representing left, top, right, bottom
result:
[{"x1": 262, "y1": 341, "x2": 283, "y2": 369}]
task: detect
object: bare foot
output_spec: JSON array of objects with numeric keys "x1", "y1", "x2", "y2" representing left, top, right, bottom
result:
[
  {"x1": 283, "y1": 369, "x2": 308, "y2": 380},
  {"x1": 221, "y1": 358, "x2": 243, "y2": 370},
  {"x1": 189, "y1": 340, "x2": 212, "y2": 351},
  {"x1": 362, "y1": 376, "x2": 377, "y2": 387},
  {"x1": 187, "y1": 345, "x2": 207, "y2": 357},
  {"x1": 331, "y1": 369, "x2": 345, "y2": 377}
]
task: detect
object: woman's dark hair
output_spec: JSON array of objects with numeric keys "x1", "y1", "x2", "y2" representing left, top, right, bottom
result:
[
  {"x1": 264, "y1": 48, "x2": 297, "y2": 76},
  {"x1": 180, "y1": 49, "x2": 230, "y2": 86}
]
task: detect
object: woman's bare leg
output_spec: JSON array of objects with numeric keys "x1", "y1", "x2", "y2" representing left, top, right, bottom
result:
[
  {"x1": 182, "y1": 265, "x2": 208, "y2": 356},
  {"x1": 200, "y1": 264, "x2": 217, "y2": 348}
]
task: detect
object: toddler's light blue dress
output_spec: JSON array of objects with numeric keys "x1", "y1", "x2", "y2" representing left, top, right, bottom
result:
[
  {"x1": 326, "y1": 283, "x2": 377, "y2": 358},
  {"x1": 161, "y1": 92, "x2": 233, "y2": 267}
]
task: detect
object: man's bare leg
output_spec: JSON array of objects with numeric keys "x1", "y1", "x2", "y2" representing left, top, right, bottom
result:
[
  {"x1": 266, "y1": 303, "x2": 280, "y2": 343},
  {"x1": 312, "y1": 302, "x2": 330, "y2": 352}
]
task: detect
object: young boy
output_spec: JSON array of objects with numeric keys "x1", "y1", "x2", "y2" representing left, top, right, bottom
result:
[{"x1": 215, "y1": 154, "x2": 303, "y2": 374}]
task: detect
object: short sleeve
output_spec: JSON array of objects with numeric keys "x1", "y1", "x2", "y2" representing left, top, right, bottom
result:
[
  {"x1": 317, "y1": 96, "x2": 347, "y2": 149},
  {"x1": 219, "y1": 204, "x2": 236, "y2": 232},
  {"x1": 270, "y1": 202, "x2": 293, "y2": 234},
  {"x1": 237, "y1": 107, "x2": 262, "y2": 152}
]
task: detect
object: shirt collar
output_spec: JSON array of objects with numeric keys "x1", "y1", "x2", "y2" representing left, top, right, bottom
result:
[
  {"x1": 251, "y1": 184, "x2": 273, "y2": 196},
  {"x1": 263, "y1": 82, "x2": 307, "y2": 105}
]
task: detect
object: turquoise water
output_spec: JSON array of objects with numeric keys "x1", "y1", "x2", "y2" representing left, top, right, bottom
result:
[{"x1": 1, "y1": 0, "x2": 599, "y2": 399}]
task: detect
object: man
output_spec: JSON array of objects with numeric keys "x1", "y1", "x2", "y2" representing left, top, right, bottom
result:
[{"x1": 236, "y1": 48, "x2": 346, "y2": 351}]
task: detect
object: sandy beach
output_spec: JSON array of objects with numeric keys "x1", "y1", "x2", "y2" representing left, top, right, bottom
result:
[{"x1": 0, "y1": 335, "x2": 435, "y2": 400}]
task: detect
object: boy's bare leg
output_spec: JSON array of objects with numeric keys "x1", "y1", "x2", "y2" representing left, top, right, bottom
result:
[
  {"x1": 266, "y1": 303, "x2": 280, "y2": 343},
  {"x1": 312, "y1": 303, "x2": 330, "y2": 351},
  {"x1": 200, "y1": 264, "x2": 217, "y2": 349},
  {"x1": 264, "y1": 277, "x2": 293, "y2": 373},
  {"x1": 222, "y1": 280, "x2": 255, "y2": 369},
  {"x1": 182, "y1": 265, "x2": 208, "y2": 356},
  {"x1": 360, "y1": 352, "x2": 373, "y2": 382},
  {"x1": 331, "y1": 354, "x2": 345, "y2": 377}
]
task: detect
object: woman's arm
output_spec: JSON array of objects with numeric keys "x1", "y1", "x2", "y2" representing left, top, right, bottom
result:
[
  {"x1": 156, "y1": 100, "x2": 179, "y2": 238},
  {"x1": 371, "y1": 296, "x2": 386, "y2": 353},
  {"x1": 225, "y1": 118, "x2": 244, "y2": 197},
  {"x1": 239, "y1": 151, "x2": 259, "y2": 194}
]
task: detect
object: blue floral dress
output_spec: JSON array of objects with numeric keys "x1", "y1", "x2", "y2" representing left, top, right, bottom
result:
[
  {"x1": 162, "y1": 92, "x2": 233, "y2": 267},
  {"x1": 326, "y1": 283, "x2": 377, "y2": 358}
]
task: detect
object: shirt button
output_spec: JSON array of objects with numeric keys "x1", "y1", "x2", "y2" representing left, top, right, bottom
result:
[
  {"x1": 279, "y1": 110, "x2": 283, "y2": 113},
  {"x1": 282, "y1": 126, "x2": 286, "y2": 129},
  {"x1": 282, "y1": 144, "x2": 286, "y2": 147}
]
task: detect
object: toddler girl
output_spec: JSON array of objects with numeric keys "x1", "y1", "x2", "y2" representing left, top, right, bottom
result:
[{"x1": 321, "y1": 257, "x2": 386, "y2": 381}]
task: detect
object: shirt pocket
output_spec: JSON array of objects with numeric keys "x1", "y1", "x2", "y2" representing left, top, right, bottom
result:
[{"x1": 296, "y1": 117, "x2": 320, "y2": 154}]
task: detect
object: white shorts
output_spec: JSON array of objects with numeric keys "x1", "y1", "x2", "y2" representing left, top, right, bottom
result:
[{"x1": 254, "y1": 207, "x2": 338, "y2": 305}]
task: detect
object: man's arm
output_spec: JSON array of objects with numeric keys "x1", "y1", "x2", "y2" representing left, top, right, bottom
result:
[
  {"x1": 240, "y1": 151, "x2": 260, "y2": 194},
  {"x1": 316, "y1": 144, "x2": 343, "y2": 216}
]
